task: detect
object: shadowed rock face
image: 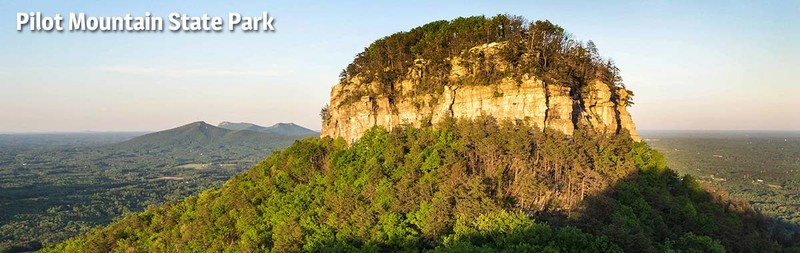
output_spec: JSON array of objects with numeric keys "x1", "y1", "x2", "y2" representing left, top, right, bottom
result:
[{"x1": 322, "y1": 43, "x2": 640, "y2": 143}]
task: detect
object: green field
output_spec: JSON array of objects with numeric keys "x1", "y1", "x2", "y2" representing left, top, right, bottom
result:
[{"x1": 175, "y1": 163, "x2": 210, "y2": 169}]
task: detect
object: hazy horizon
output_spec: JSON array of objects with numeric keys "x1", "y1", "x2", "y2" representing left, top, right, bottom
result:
[
  {"x1": 4, "y1": 125, "x2": 800, "y2": 135},
  {"x1": 2, "y1": 1, "x2": 798, "y2": 132},
  {"x1": 0, "y1": 120, "x2": 323, "y2": 134}
]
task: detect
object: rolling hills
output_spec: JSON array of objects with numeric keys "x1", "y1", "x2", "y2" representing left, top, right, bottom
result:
[
  {"x1": 115, "y1": 121, "x2": 314, "y2": 151},
  {"x1": 0, "y1": 121, "x2": 317, "y2": 252}
]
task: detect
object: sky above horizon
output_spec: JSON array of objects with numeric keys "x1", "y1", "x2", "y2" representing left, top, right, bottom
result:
[{"x1": 1, "y1": 1, "x2": 798, "y2": 133}]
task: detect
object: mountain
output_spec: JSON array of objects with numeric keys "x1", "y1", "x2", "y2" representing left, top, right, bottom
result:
[
  {"x1": 261, "y1": 123, "x2": 319, "y2": 136},
  {"x1": 117, "y1": 121, "x2": 282, "y2": 149},
  {"x1": 112, "y1": 121, "x2": 317, "y2": 155},
  {"x1": 216, "y1": 121, "x2": 265, "y2": 131},
  {"x1": 218, "y1": 121, "x2": 318, "y2": 136},
  {"x1": 47, "y1": 15, "x2": 792, "y2": 252},
  {"x1": 320, "y1": 17, "x2": 641, "y2": 143},
  {"x1": 118, "y1": 121, "x2": 231, "y2": 149},
  {"x1": 322, "y1": 44, "x2": 640, "y2": 143}
]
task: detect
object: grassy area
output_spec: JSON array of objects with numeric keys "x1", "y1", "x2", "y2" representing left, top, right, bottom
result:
[{"x1": 175, "y1": 163, "x2": 210, "y2": 170}]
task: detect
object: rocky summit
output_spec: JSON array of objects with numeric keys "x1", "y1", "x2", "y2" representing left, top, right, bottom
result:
[{"x1": 322, "y1": 42, "x2": 639, "y2": 143}]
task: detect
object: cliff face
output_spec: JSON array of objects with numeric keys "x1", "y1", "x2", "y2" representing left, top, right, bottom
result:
[{"x1": 322, "y1": 43, "x2": 640, "y2": 143}]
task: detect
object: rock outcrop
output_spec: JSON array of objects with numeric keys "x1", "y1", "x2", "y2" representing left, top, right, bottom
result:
[{"x1": 322, "y1": 43, "x2": 640, "y2": 143}]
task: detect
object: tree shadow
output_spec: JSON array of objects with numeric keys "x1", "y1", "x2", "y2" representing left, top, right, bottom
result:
[
  {"x1": 543, "y1": 167, "x2": 800, "y2": 252},
  {"x1": 308, "y1": 167, "x2": 800, "y2": 253}
]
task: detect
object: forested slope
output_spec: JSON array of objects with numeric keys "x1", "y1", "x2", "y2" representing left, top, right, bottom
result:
[{"x1": 46, "y1": 118, "x2": 786, "y2": 252}]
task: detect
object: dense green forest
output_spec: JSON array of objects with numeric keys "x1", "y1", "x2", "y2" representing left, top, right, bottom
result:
[
  {"x1": 336, "y1": 14, "x2": 629, "y2": 107},
  {"x1": 45, "y1": 118, "x2": 794, "y2": 252},
  {"x1": 0, "y1": 122, "x2": 315, "y2": 252}
]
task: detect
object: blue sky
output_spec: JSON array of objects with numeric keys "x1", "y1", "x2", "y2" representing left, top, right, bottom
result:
[{"x1": 1, "y1": 1, "x2": 798, "y2": 132}]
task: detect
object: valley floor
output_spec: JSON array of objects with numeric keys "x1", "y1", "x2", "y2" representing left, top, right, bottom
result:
[{"x1": 642, "y1": 130, "x2": 800, "y2": 229}]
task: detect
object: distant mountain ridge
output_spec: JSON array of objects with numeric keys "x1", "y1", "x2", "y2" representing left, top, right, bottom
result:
[
  {"x1": 113, "y1": 121, "x2": 317, "y2": 151},
  {"x1": 218, "y1": 121, "x2": 317, "y2": 136}
]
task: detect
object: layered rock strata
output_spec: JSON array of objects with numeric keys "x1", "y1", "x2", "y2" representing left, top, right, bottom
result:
[{"x1": 322, "y1": 43, "x2": 640, "y2": 143}]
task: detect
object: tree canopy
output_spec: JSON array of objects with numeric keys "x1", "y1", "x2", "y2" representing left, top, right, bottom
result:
[
  {"x1": 44, "y1": 118, "x2": 785, "y2": 252},
  {"x1": 338, "y1": 15, "x2": 627, "y2": 105}
]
